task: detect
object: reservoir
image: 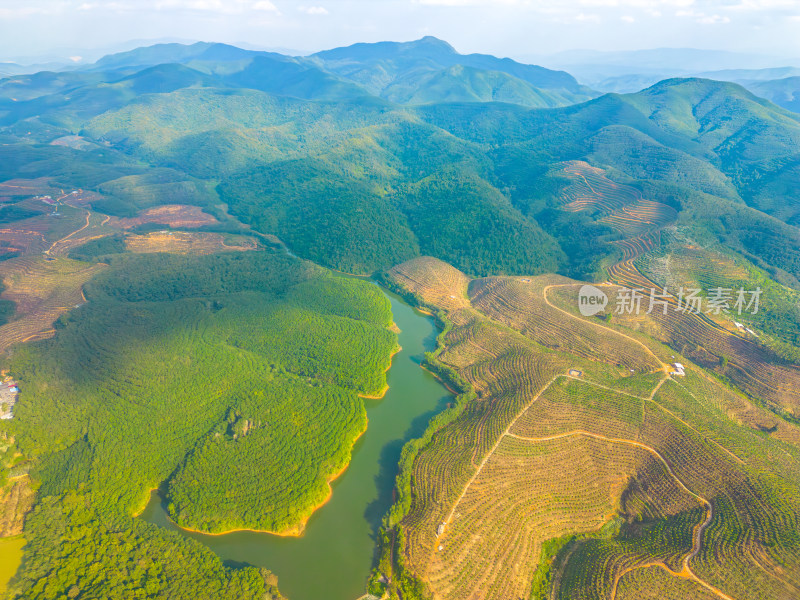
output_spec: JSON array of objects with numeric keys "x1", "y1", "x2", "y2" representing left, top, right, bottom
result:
[{"x1": 140, "y1": 287, "x2": 452, "y2": 600}]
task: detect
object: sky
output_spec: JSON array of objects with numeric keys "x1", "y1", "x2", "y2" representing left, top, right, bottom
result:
[{"x1": 1, "y1": 0, "x2": 800, "y2": 64}]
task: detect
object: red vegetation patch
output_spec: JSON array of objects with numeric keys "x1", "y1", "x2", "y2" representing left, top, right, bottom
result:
[{"x1": 111, "y1": 205, "x2": 218, "y2": 229}]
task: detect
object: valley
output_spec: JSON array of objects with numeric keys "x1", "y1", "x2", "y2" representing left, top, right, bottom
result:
[
  {"x1": 1, "y1": 34, "x2": 800, "y2": 600},
  {"x1": 139, "y1": 288, "x2": 452, "y2": 600}
]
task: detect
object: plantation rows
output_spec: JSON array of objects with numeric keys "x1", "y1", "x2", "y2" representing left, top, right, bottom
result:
[
  {"x1": 125, "y1": 231, "x2": 257, "y2": 255},
  {"x1": 382, "y1": 257, "x2": 800, "y2": 600},
  {"x1": 394, "y1": 309, "x2": 568, "y2": 585},
  {"x1": 386, "y1": 256, "x2": 471, "y2": 312},
  {"x1": 510, "y1": 377, "x2": 644, "y2": 441},
  {"x1": 5, "y1": 252, "x2": 398, "y2": 599},
  {"x1": 559, "y1": 162, "x2": 641, "y2": 214},
  {"x1": 558, "y1": 162, "x2": 676, "y2": 242},
  {"x1": 111, "y1": 204, "x2": 218, "y2": 230},
  {"x1": 615, "y1": 566, "x2": 720, "y2": 600},
  {"x1": 44, "y1": 210, "x2": 119, "y2": 258},
  {"x1": 0, "y1": 229, "x2": 47, "y2": 255},
  {"x1": 636, "y1": 239, "x2": 800, "y2": 362},
  {"x1": 598, "y1": 200, "x2": 677, "y2": 237},
  {"x1": 467, "y1": 276, "x2": 659, "y2": 373},
  {"x1": 639, "y1": 384, "x2": 800, "y2": 600},
  {"x1": 614, "y1": 287, "x2": 800, "y2": 414},
  {"x1": 168, "y1": 373, "x2": 368, "y2": 534},
  {"x1": 553, "y1": 508, "x2": 704, "y2": 600},
  {"x1": 0, "y1": 256, "x2": 105, "y2": 354},
  {"x1": 0, "y1": 177, "x2": 59, "y2": 197},
  {"x1": 429, "y1": 433, "x2": 701, "y2": 600},
  {"x1": 560, "y1": 247, "x2": 800, "y2": 417},
  {"x1": 382, "y1": 260, "x2": 675, "y2": 599},
  {"x1": 539, "y1": 375, "x2": 800, "y2": 600},
  {"x1": 555, "y1": 161, "x2": 680, "y2": 290},
  {"x1": 636, "y1": 243, "x2": 750, "y2": 295}
]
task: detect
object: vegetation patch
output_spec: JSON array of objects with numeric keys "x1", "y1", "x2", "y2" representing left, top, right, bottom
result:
[{"x1": 3, "y1": 250, "x2": 397, "y2": 597}]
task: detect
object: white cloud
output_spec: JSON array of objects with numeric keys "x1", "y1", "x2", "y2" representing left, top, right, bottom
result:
[
  {"x1": 579, "y1": 0, "x2": 694, "y2": 6},
  {"x1": 676, "y1": 8, "x2": 731, "y2": 23},
  {"x1": 621, "y1": 14, "x2": 635, "y2": 21},
  {"x1": 299, "y1": 5, "x2": 328, "y2": 15},
  {"x1": 698, "y1": 13, "x2": 730, "y2": 23},
  {"x1": 727, "y1": 0, "x2": 800, "y2": 8},
  {"x1": 415, "y1": 0, "x2": 520, "y2": 5},
  {"x1": 417, "y1": 0, "x2": 695, "y2": 5},
  {"x1": 252, "y1": 0, "x2": 278, "y2": 11},
  {"x1": 0, "y1": 4, "x2": 64, "y2": 18}
]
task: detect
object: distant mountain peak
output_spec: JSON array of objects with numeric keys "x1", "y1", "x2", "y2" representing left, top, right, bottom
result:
[{"x1": 409, "y1": 36, "x2": 457, "y2": 52}]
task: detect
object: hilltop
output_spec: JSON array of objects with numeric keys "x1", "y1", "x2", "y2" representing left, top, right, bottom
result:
[{"x1": 1, "y1": 37, "x2": 800, "y2": 600}]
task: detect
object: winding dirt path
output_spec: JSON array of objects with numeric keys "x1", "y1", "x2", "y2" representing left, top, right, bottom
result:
[
  {"x1": 45, "y1": 209, "x2": 92, "y2": 256},
  {"x1": 506, "y1": 429, "x2": 732, "y2": 600},
  {"x1": 542, "y1": 283, "x2": 669, "y2": 372}
]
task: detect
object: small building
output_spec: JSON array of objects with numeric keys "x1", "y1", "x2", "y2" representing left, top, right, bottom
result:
[
  {"x1": 671, "y1": 362, "x2": 685, "y2": 377},
  {"x1": 568, "y1": 369, "x2": 582, "y2": 377},
  {"x1": 436, "y1": 523, "x2": 446, "y2": 537}
]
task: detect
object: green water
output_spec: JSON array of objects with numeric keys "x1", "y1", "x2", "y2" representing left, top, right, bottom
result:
[{"x1": 140, "y1": 288, "x2": 451, "y2": 600}]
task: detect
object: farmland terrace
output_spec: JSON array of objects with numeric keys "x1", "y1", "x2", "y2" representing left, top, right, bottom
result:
[{"x1": 378, "y1": 256, "x2": 800, "y2": 600}]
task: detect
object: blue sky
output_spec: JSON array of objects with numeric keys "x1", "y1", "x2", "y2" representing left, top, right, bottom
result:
[{"x1": 1, "y1": 0, "x2": 799, "y2": 62}]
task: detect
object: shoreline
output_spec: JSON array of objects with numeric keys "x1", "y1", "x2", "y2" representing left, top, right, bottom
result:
[
  {"x1": 150, "y1": 413, "x2": 371, "y2": 539},
  {"x1": 138, "y1": 326, "x2": 404, "y2": 538},
  {"x1": 420, "y1": 363, "x2": 460, "y2": 396},
  {"x1": 359, "y1": 342, "x2": 402, "y2": 400}
]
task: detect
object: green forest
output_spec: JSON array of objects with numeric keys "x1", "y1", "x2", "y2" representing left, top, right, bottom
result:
[
  {"x1": 2, "y1": 35, "x2": 800, "y2": 600},
  {"x1": 2, "y1": 250, "x2": 397, "y2": 598}
]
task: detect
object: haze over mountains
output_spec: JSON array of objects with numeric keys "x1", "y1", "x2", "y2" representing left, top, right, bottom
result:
[{"x1": 4, "y1": 37, "x2": 800, "y2": 114}]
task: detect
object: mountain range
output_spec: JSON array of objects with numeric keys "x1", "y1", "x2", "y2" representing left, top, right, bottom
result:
[
  {"x1": 3, "y1": 36, "x2": 800, "y2": 600},
  {"x1": 1, "y1": 38, "x2": 799, "y2": 285}
]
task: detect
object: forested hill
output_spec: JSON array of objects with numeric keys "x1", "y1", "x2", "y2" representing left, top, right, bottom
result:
[
  {"x1": 3, "y1": 37, "x2": 800, "y2": 600},
  {"x1": 0, "y1": 37, "x2": 596, "y2": 111},
  {"x1": 308, "y1": 36, "x2": 597, "y2": 107},
  {"x1": 69, "y1": 75, "x2": 800, "y2": 283},
  {"x1": 2, "y1": 42, "x2": 800, "y2": 284}
]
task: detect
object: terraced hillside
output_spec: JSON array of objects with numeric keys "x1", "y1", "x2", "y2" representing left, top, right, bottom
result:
[
  {"x1": 0, "y1": 196, "x2": 118, "y2": 355},
  {"x1": 377, "y1": 256, "x2": 800, "y2": 600},
  {"x1": 0, "y1": 257, "x2": 106, "y2": 354},
  {"x1": 555, "y1": 161, "x2": 677, "y2": 287},
  {"x1": 550, "y1": 162, "x2": 800, "y2": 417}
]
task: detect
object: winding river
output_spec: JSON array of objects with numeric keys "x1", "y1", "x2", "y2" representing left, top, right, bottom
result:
[{"x1": 140, "y1": 287, "x2": 451, "y2": 600}]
